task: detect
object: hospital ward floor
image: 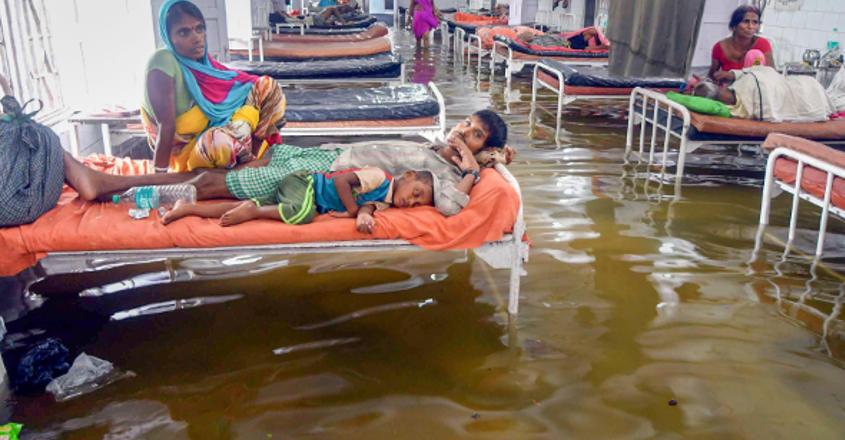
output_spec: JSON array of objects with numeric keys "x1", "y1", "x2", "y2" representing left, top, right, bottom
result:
[{"x1": 2, "y1": 31, "x2": 845, "y2": 439}]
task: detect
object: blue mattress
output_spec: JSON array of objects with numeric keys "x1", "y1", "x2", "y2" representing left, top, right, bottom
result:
[
  {"x1": 541, "y1": 60, "x2": 686, "y2": 89},
  {"x1": 284, "y1": 84, "x2": 439, "y2": 122},
  {"x1": 225, "y1": 53, "x2": 402, "y2": 80}
]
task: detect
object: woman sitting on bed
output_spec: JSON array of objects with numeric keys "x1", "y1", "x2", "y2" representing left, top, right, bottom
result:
[
  {"x1": 517, "y1": 27, "x2": 609, "y2": 51},
  {"x1": 144, "y1": 0, "x2": 286, "y2": 174},
  {"x1": 708, "y1": 5, "x2": 774, "y2": 85},
  {"x1": 63, "y1": 111, "x2": 513, "y2": 218}
]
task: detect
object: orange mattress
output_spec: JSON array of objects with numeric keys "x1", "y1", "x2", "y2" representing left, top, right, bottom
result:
[
  {"x1": 476, "y1": 26, "x2": 540, "y2": 49},
  {"x1": 688, "y1": 111, "x2": 845, "y2": 140},
  {"x1": 270, "y1": 23, "x2": 388, "y2": 43},
  {"x1": 0, "y1": 156, "x2": 520, "y2": 276},
  {"x1": 763, "y1": 134, "x2": 845, "y2": 210},
  {"x1": 231, "y1": 37, "x2": 391, "y2": 59},
  {"x1": 454, "y1": 12, "x2": 507, "y2": 25}
]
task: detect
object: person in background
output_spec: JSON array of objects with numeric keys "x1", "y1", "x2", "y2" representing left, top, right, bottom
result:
[
  {"x1": 517, "y1": 27, "x2": 608, "y2": 50},
  {"x1": 708, "y1": 5, "x2": 775, "y2": 85},
  {"x1": 143, "y1": 0, "x2": 286, "y2": 173},
  {"x1": 268, "y1": 0, "x2": 289, "y2": 25},
  {"x1": 693, "y1": 66, "x2": 833, "y2": 122},
  {"x1": 407, "y1": 0, "x2": 441, "y2": 48}
]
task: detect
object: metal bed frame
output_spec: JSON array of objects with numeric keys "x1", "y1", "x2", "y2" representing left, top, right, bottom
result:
[
  {"x1": 530, "y1": 61, "x2": 628, "y2": 137},
  {"x1": 626, "y1": 87, "x2": 845, "y2": 184},
  {"x1": 454, "y1": 27, "x2": 490, "y2": 76},
  {"x1": 758, "y1": 145, "x2": 845, "y2": 257},
  {"x1": 31, "y1": 163, "x2": 529, "y2": 315},
  {"x1": 490, "y1": 38, "x2": 607, "y2": 99},
  {"x1": 67, "y1": 81, "x2": 445, "y2": 156}
]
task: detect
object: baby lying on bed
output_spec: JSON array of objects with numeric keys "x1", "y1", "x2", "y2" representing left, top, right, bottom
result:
[{"x1": 161, "y1": 167, "x2": 434, "y2": 233}]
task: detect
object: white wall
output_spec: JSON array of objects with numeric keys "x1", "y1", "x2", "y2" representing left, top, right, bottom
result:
[
  {"x1": 692, "y1": 0, "x2": 745, "y2": 67},
  {"x1": 47, "y1": 0, "x2": 157, "y2": 112},
  {"x1": 762, "y1": 0, "x2": 845, "y2": 64}
]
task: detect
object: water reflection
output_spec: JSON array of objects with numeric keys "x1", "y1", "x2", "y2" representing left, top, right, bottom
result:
[{"x1": 2, "y1": 28, "x2": 845, "y2": 439}]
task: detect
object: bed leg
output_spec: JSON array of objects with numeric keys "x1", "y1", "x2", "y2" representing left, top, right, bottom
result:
[
  {"x1": 556, "y1": 81, "x2": 563, "y2": 140},
  {"x1": 625, "y1": 91, "x2": 637, "y2": 154},
  {"x1": 787, "y1": 159, "x2": 805, "y2": 245},
  {"x1": 759, "y1": 149, "x2": 779, "y2": 226},
  {"x1": 508, "y1": 242, "x2": 522, "y2": 315},
  {"x1": 815, "y1": 172, "x2": 834, "y2": 257},
  {"x1": 506, "y1": 65, "x2": 513, "y2": 101},
  {"x1": 675, "y1": 137, "x2": 688, "y2": 184}
]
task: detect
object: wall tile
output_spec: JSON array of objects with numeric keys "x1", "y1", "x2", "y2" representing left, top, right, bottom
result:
[{"x1": 807, "y1": 12, "x2": 824, "y2": 30}]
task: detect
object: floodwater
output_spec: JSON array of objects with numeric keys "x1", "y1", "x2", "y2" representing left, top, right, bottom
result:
[{"x1": 2, "y1": 30, "x2": 845, "y2": 439}]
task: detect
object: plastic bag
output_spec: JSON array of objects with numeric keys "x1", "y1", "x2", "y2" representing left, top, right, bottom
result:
[
  {"x1": 10, "y1": 338, "x2": 70, "y2": 394},
  {"x1": 0, "y1": 423, "x2": 22, "y2": 440},
  {"x1": 46, "y1": 353, "x2": 135, "y2": 401},
  {"x1": 826, "y1": 66, "x2": 845, "y2": 112},
  {"x1": 0, "y1": 96, "x2": 65, "y2": 226}
]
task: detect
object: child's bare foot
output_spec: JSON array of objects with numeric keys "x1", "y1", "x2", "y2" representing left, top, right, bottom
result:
[
  {"x1": 161, "y1": 199, "x2": 192, "y2": 225},
  {"x1": 220, "y1": 201, "x2": 260, "y2": 226}
]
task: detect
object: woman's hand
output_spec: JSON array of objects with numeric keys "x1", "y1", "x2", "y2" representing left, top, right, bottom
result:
[{"x1": 713, "y1": 69, "x2": 735, "y2": 84}]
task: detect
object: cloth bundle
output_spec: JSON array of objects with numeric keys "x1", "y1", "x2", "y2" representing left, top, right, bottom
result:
[{"x1": 0, "y1": 96, "x2": 64, "y2": 226}]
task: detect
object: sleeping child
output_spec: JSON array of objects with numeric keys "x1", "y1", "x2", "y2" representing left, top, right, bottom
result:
[{"x1": 161, "y1": 167, "x2": 434, "y2": 234}]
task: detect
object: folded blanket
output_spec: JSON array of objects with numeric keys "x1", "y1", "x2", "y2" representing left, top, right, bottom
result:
[{"x1": 0, "y1": 155, "x2": 521, "y2": 276}]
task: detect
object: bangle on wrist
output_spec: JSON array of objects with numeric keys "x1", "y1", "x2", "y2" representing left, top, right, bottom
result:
[
  {"x1": 155, "y1": 166, "x2": 169, "y2": 173},
  {"x1": 461, "y1": 169, "x2": 480, "y2": 183}
]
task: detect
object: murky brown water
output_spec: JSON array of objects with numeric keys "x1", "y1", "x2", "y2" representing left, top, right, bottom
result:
[{"x1": 2, "y1": 30, "x2": 845, "y2": 439}]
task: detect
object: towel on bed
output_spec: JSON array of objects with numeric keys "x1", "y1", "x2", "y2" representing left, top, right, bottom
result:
[{"x1": 0, "y1": 155, "x2": 521, "y2": 276}]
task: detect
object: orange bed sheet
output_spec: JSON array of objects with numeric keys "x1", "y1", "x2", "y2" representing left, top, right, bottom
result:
[{"x1": 0, "y1": 156, "x2": 520, "y2": 276}]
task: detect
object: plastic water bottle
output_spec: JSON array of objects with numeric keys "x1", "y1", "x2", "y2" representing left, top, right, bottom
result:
[{"x1": 112, "y1": 184, "x2": 197, "y2": 210}]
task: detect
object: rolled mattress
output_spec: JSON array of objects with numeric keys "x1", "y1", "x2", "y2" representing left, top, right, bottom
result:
[
  {"x1": 310, "y1": 15, "x2": 377, "y2": 29},
  {"x1": 230, "y1": 37, "x2": 391, "y2": 60},
  {"x1": 271, "y1": 23, "x2": 388, "y2": 42},
  {"x1": 225, "y1": 53, "x2": 402, "y2": 80}
]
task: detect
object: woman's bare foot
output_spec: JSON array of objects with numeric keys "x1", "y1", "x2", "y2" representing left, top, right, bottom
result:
[
  {"x1": 220, "y1": 201, "x2": 261, "y2": 226},
  {"x1": 161, "y1": 199, "x2": 193, "y2": 225}
]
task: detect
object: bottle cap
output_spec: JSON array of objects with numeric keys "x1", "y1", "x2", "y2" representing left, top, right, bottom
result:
[{"x1": 112, "y1": 194, "x2": 120, "y2": 204}]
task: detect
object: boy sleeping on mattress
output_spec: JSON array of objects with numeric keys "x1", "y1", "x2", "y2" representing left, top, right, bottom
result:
[{"x1": 161, "y1": 167, "x2": 434, "y2": 234}]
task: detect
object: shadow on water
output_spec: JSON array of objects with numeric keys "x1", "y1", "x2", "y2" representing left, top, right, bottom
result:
[{"x1": 1, "y1": 28, "x2": 845, "y2": 439}]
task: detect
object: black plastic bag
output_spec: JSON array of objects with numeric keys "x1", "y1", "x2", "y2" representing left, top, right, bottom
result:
[{"x1": 9, "y1": 338, "x2": 71, "y2": 394}]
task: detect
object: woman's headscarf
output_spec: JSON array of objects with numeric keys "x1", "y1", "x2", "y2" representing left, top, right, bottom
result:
[{"x1": 159, "y1": 0, "x2": 258, "y2": 126}]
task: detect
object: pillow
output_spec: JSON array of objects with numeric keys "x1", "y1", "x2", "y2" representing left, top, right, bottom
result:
[{"x1": 666, "y1": 91, "x2": 731, "y2": 118}]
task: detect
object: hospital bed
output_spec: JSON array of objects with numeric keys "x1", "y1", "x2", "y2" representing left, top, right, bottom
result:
[{"x1": 625, "y1": 87, "x2": 845, "y2": 183}]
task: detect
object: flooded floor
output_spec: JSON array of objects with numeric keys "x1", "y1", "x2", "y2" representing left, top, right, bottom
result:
[{"x1": 2, "y1": 30, "x2": 845, "y2": 439}]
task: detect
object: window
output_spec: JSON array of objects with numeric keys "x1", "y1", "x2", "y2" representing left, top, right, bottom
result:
[{"x1": 0, "y1": 0, "x2": 64, "y2": 120}]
